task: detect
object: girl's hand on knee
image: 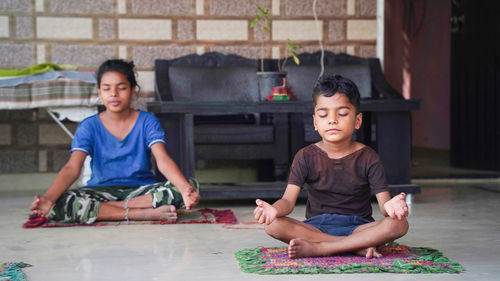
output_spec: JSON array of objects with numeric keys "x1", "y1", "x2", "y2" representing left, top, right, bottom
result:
[
  {"x1": 254, "y1": 199, "x2": 277, "y2": 225},
  {"x1": 30, "y1": 195, "x2": 53, "y2": 217},
  {"x1": 384, "y1": 192, "x2": 408, "y2": 220},
  {"x1": 182, "y1": 188, "x2": 200, "y2": 210}
]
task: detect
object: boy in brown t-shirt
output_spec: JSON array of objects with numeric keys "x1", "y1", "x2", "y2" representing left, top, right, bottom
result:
[{"x1": 254, "y1": 74, "x2": 409, "y2": 258}]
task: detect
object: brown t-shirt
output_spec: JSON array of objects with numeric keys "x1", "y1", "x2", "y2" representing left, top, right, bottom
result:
[{"x1": 288, "y1": 144, "x2": 389, "y2": 221}]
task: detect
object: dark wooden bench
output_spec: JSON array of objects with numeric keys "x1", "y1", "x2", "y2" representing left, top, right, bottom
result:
[
  {"x1": 154, "y1": 52, "x2": 290, "y2": 181},
  {"x1": 149, "y1": 51, "x2": 421, "y2": 201}
]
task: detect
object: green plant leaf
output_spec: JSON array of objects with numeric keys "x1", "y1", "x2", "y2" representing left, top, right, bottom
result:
[
  {"x1": 250, "y1": 17, "x2": 258, "y2": 28},
  {"x1": 293, "y1": 55, "x2": 300, "y2": 65},
  {"x1": 257, "y1": 6, "x2": 268, "y2": 16}
]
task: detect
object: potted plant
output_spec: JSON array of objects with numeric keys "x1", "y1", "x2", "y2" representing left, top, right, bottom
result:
[{"x1": 250, "y1": 7, "x2": 302, "y2": 100}]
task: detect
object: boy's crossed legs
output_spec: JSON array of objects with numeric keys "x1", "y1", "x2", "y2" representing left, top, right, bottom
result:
[{"x1": 264, "y1": 215, "x2": 408, "y2": 258}]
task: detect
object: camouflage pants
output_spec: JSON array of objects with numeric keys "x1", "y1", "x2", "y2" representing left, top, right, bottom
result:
[{"x1": 46, "y1": 179, "x2": 197, "y2": 224}]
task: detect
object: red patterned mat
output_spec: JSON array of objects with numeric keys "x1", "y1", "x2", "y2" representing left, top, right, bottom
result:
[{"x1": 23, "y1": 208, "x2": 237, "y2": 228}]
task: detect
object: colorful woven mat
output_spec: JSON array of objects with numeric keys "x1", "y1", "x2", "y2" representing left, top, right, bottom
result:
[
  {"x1": 235, "y1": 243, "x2": 465, "y2": 274},
  {"x1": 0, "y1": 262, "x2": 31, "y2": 281},
  {"x1": 23, "y1": 208, "x2": 237, "y2": 228}
]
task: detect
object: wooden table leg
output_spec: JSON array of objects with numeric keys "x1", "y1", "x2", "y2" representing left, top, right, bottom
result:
[{"x1": 158, "y1": 113, "x2": 195, "y2": 179}]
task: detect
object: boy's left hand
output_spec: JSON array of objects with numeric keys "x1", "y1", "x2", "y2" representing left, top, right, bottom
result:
[
  {"x1": 182, "y1": 188, "x2": 200, "y2": 210},
  {"x1": 384, "y1": 192, "x2": 408, "y2": 220}
]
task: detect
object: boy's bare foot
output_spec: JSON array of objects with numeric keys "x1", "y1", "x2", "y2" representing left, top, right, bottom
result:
[
  {"x1": 131, "y1": 205, "x2": 177, "y2": 222},
  {"x1": 354, "y1": 247, "x2": 382, "y2": 258},
  {"x1": 288, "y1": 238, "x2": 324, "y2": 258},
  {"x1": 288, "y1": 238, "x2": 382, "y2": 259}
]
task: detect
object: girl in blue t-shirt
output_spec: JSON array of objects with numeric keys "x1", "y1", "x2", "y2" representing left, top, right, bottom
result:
[{"x1": 29, "y1": 59, "x2": 200, "y2": 224}]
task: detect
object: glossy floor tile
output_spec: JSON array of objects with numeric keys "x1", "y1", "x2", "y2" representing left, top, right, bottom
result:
[{"x1": 1, "y1": 177, "x2": 499, "y2": 281}]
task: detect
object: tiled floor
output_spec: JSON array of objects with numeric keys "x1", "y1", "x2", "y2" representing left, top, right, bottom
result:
[{"x1": 1, "y1": 174, "x2": 499, "y2": 281}]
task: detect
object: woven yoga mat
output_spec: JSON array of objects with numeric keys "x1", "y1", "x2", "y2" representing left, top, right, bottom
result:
[
  {"x1": 235, "y1": 243, "x2": 465, "y2": 274},
  {"x1": 23, "y1": 208, "x2": 237, "y2": 228},
  {"x1": 0, "y1": 262, "x2": 31, "y2": 281}
]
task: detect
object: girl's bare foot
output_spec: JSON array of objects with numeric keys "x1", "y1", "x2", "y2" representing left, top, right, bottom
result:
[
  {"x1": 130, "y1": 205, "x2": 177, "y2": 222},
  {"x1": 354, "y1": 247, "x2": 382, "y2": 258},
  {"x1": 288, "y1": 238, "x2": 325, "y2": 258}
]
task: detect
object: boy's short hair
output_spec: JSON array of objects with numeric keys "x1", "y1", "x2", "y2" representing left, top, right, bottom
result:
[{"x1": 312, "y1": 74, "x2": 361, "y2": 113}]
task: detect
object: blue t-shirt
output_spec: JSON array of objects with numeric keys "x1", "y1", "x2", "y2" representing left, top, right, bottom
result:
[{"x1": 71, "y1": 110, "x2": 166, "y2": 188}]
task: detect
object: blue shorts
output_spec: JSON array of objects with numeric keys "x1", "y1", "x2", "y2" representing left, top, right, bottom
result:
[{"x1": 303, "y1": 214, "x2": 373, "y2": 236}]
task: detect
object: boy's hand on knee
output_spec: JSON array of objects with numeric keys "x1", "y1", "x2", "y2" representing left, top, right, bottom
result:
[
  {"x1": 384, "y1": 192, "x2": 408, "y2": 220},
  {"x1": 30, "y1": 195, "x2": 53, "y2": 217},
  {"x1": 254, "y1": 199, "x2": 277, "y2": 225}
]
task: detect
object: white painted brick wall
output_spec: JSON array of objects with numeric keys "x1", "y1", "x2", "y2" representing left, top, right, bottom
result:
[
  {"x1": 36, "y1": 44, "x2": 46, "y2": 63},
  {"x1": 118, "y1": 19, "x2": 172, "y2": 40},
  {"x1": 118, "y1": 0, "x2": 127, "y2": 14},
  {"x1": 272, "y1": 0, "x2": 280, "y2": 15},
  {"x1": 196, "y1": 0, "x2": 204, "y2": 15},
  {"x1": 347, "y1": 0, "x2": 356, "y2": 15},
  {"x1": 37, "y1": 17, "x2": 92, "y2": 39},
  {"x1": 347, "y1": 45, "x2": 355, "y2": 55},
  {"x1": 347, "y1": 20, "x2": 377, "y2": 40},
  {"x1": 196, "y1": 20, "x2": 248, "y2": 41},
  {"x1": 0, "y1": 16, "x2": 9, "y2": 38},
  {"x1": 137, "y1": 71, "x2": 155, "y2": 93},
  {"x1": 272, "y1": 20, "x2": 323, "y2": 41},
  {"x1": 119, "y1": 45, "x2": 127, "y2": 59},
  {"x1": 35, "y1": 0, "x2": 44, "y2": 12}
]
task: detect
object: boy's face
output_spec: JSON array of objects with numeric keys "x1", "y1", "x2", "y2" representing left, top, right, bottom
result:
[
  {"x1": 98, "y1": 71, "x2": 136, "y2": 114},
  {"x1": 313, "y1": 93, "x2": 362, "y2": 144}
]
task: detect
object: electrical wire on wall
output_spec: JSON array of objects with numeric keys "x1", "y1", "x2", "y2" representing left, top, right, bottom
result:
[{"x1": 312, "y1": 0, "x2": 325, "y2": 81}]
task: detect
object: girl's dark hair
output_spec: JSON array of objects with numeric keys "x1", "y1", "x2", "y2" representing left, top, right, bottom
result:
[
  {"x1": 96, "y1": 59, "x2": 139, "y2": 91},
  {"x1": 312, "y1": 74, "x2": 361, "y2": 113}
]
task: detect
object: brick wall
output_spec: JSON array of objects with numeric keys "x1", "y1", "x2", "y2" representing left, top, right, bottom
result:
[{"x1": 0, "y1": 0, "x2": 377, "y2": 173}]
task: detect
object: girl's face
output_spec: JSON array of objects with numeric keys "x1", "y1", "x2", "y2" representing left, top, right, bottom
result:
[
  {"x1": 98, "y1": 71, "x2": 136, "y2": 113},
  {"x1": 313, "y1": 93, "x2": 362, "y2": 145}
]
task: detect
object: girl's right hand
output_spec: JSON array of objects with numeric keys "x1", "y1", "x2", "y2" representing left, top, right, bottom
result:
[
  {"x1": 181, "y1": 188, "x2": 200, "y2": 210},
  {"x1": 253, "y1": 199, "x2": 278, "y2": 225},
  {"x1": 30, "y1": 195, "x2": 54, "y2": 217}
]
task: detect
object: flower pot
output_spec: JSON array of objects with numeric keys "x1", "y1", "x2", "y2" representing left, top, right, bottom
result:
[{"x1": 257, "y1": 72, "x2": 287, "y2": 101}]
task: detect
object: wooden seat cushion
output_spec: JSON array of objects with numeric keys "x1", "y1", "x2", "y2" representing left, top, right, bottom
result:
[
  {"x1": 168, "y1": 66, "x2": 259, "y2": 102},
  {"x1": 285, "y1": 64, "x2": 372, "y2": 100}
]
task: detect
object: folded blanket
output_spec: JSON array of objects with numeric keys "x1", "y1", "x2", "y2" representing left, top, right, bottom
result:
[
  {"x1": 0, "y1": 79, "x2": 99, "y2": 110},
  {"x1": 0, "y1": 70, "x2": 96, "y2": 87},
  {"x1": 0, "y1": 63, "x2": 76, "y2": 77}
]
